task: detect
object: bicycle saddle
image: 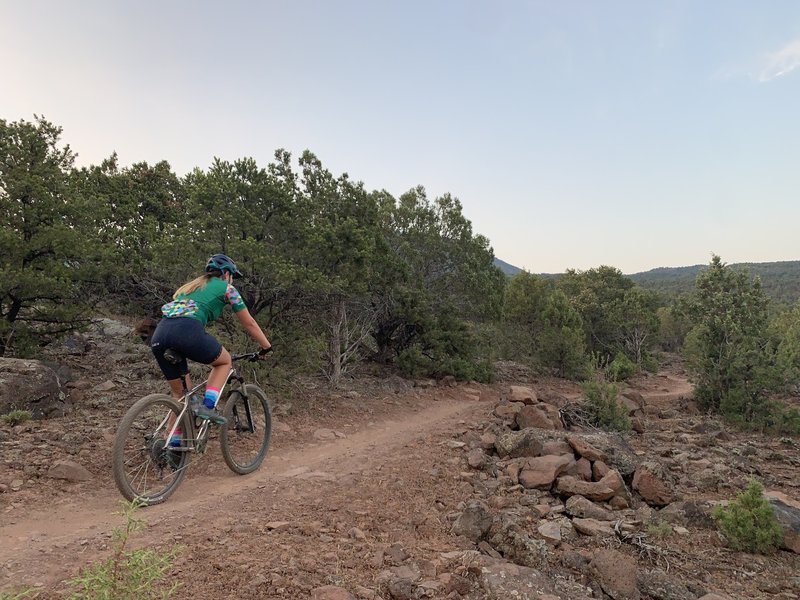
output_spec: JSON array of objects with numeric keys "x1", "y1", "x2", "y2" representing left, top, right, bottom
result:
[{"x1": 163, "y1": 348, "x2": 185, "y2": 365}]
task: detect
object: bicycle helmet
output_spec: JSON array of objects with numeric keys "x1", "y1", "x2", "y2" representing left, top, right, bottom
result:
[{"x1": 205, "y1": 254, "x2": 243, "y2": 279}]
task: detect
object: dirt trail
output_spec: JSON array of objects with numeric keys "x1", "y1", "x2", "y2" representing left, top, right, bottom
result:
[{"x1": 0, "y1": 389, "x2": 490, "y2": 591}]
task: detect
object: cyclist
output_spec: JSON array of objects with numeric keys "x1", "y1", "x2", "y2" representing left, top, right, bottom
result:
[{"x1": 150, "y1": 254, "x2": 272, "y2": 429}]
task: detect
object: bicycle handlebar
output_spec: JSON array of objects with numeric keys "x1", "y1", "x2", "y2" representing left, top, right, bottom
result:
[{"x1": 231, "y1": 346, "x2": 273, "y2": 363}]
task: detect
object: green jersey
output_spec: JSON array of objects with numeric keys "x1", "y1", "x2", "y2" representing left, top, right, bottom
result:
[{"x1": 161, "y1": 278, "x2": 247, "y2": 325}]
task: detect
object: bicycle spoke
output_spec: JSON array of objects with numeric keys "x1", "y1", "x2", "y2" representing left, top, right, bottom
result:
[
  {"x1": 113, "y1": 395, "x2": 192, "y2": 505},
  {"x1": 220, "y1": 385, "x2": 272, "y2": 474}
]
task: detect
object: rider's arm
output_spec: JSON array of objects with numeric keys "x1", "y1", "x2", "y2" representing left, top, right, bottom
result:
[{"x1": 235, "y1": 308, "x2": 271, "y2": 351}]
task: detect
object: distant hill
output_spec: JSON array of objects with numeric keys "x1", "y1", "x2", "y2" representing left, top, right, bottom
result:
[
  {"x1": 497, "y1": 258, "x2": 800, "y2": 305},
  {"x1": 628, "y1": 260, "x2": 800, "y2": 306},
  {"x1": 494, "y1": 258, "x2": 522, "y2": 276}
]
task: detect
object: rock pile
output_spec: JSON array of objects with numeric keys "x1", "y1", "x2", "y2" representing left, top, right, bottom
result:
[{"x1": 374, "y1": 384, "x2": 792, "y2": 600}]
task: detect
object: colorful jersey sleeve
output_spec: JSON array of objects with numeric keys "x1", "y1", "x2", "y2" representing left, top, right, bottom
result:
[{"x1": 225, "y1": 284, "x2": 247, "y2": 313}]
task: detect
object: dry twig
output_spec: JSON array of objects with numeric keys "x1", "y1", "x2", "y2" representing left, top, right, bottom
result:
[{"x1": 612, "y1": 521, "x2": 673, "y2": 572}]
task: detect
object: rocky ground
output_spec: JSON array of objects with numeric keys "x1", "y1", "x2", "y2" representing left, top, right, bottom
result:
[{"x1": 0, "y1": 318, "x2": 799, "y2": 600}]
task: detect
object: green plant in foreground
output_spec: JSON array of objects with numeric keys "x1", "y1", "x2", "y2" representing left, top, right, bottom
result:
[
  {"x1": 712, "y1": 480, "x2": 783, "y2": 554},
  {"x1": 1, "y1": 410, "x2": 32, "y2": 426},
  {"x1": 67, "y1": 499, "x2": 179, "y2": 599},
  {"x1": 582, "y1": 381, "x2": 631, "y2": 431},
  {"x1": 646, "y1": 521, "x2": 673, "y2": 539}
]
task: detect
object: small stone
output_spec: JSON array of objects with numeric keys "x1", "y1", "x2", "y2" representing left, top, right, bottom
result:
[
  {"x1": 387, "y1": 578, "x2": 416, "y2": 600},
  {"x1": 572, "y1": 518, "x2": 615, "y2": 537},
  {"x1": 386, "y1": 543, "x2": 409, "y2": 564},
  {"x1": 467, "y1": 448, "x2": 486, "y2": 469},
  {"x1": 537, "y1": 521, "x2": 562, "y2": 542},
  {"x1": 508, "y1": 385, "x2": 537, "y2": 404},
  {"x1": 348, "y1": 527, "x2": 366, "y2": 540},
  {"x1": 311, "y1": 586, "x2": 356, "y2": 600},
  {"x1": 95, "y1": 380, "x2": 116, "y2": 392},
  {"x1": 312, "y1": 428, "x2": 337, "y2": 441},
  {"x1": 566, "y1": 435, "x2": 607, "y2": 461},
  {"x1": 47, "y1": 460, "x2": 93, "y2": 482}
]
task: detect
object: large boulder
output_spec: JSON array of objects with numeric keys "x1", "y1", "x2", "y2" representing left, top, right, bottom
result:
[
  {"x1": 566, "y1": 495, "x2": 615, "y2": 521},
  {"x1": 633, "y1": 461, "x2": 675, "y2": 507},
  {"x1": 495, "y1": 429, "x2": 543, "y2": 458},
  {"x1": 571, "y1": 432, "x2": 640, "y2": 479},
  {"x1": 0, "y1": 358, "x2": 70, "y2": 419},
  {"x1": 516, "y1": 405, "x2": 557, "y2": 430},
  {"x1": 765, "y1": 490, "x2": 800, "y2": 554},
  {"x1": 572, "y1": 518, "x2": 616, "y2": 537},
  {"x1": 555, "y1": 475, "x2": 616, "y2": 502},
  {"x1": 508, "y1": 386, "x2": 537, "y2": 405},
  {"x1": 487, "y1": 517, "x2": 548, "y2": 569},
  {"x1": 494, "y1": 401, "x2": 524, "y2": 420},
  {"x1": 590, "y1": 549, "x2": 640, "y2": 600},
  {"x1": 636, "y1": 569, "x2": 696, "y2": 600},
  {"x1": 567, "y1": 435, "x2": 607, "y2": 461},
  {"x1": 472, "y1": 557, "x2": 555, "y2": 599},
  {"x1": 519, "y1": 454, "x2": 575, "y2": 490},
  {"x1": 451, "y1": 500, "x2": 493, "y2": 542}
]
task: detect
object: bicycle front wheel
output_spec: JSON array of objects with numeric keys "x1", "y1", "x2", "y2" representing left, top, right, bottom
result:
[
  {"x1": 220, "y1": 384, "x2": 272, "y2": 474},
  {"x1": 112, "y1": 394, "x2": 193, "y2": 505}
]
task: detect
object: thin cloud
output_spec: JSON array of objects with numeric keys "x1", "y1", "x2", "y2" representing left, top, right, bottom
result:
[{"x1": 758, "y1": 38, "x2": 800, "y2": 82}]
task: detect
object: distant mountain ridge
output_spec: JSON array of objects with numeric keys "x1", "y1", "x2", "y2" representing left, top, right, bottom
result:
[
  {"x1": 628, "y1": 260, "x2": 800, "y2": 304},
  {"x1": 494, "y1": 258, "x2": 522, "y2": 276},
  {"x1": 495, "y1": 258, "x2": 800, "y2": 305}
]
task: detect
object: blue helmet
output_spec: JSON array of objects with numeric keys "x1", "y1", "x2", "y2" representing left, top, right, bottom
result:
[{"x1": 205, "y1": 254, "x2": 243, "y2": 279}]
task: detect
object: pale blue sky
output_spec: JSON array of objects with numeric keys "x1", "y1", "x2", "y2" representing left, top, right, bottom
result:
[{"x1": 2, "y1": 1, "x2": 799, "y2": 273}]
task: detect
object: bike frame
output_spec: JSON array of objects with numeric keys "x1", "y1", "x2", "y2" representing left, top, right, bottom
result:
[{"x1": 163, "y1": 353, "x2": 258, "y2": 454}]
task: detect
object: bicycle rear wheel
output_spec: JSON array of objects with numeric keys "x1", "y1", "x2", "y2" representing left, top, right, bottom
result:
[
  {"x1": 220, "y1": 384, "x2": 272, "y2": 474},
  {"x1": 112, "y1": 394, "x2": 193, "y2": 505}
]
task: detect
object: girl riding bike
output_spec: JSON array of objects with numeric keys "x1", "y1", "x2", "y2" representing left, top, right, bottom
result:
[{"x1": 149, "y1": 254, "x2": 272, "y2": 429}]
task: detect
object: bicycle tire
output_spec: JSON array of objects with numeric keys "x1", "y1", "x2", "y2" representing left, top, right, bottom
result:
[
  {"x1": 112, "y1": 393, "x2": 193, "y2": 505},
  {"x1": 219, "y1": 384, "x2": 272, "y2": 474}
]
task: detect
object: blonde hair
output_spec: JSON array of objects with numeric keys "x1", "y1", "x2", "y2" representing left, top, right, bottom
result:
[{"x1": 173, "y1": 274, "x2": 214, "y2": 299}]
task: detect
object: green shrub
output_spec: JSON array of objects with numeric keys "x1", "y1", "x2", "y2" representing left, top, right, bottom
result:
[
  {"x1": 1, "y1": 410, "x2": 32, "y2": 426},
  {"x1": 646, "y1": 521, "x2": 673, "y2": 539},
  {"x1": 67, "y1": 499, "x2": 179, "y2": 599},
  {"x1": 606, "y1": 353, "x2": 637, "y2": 382},
  {"x1": 641, "y1": 353, "x2": 660, "y2": 373},
  {"x1": 582, "y1": 381, "x2": 631, "y2": 431},
  {"x1": 722, "y1": 396, "x2": 800, "y2": 436},
  {"x1": 712, "y1": 480, "x2": 783, "y2": 554}
]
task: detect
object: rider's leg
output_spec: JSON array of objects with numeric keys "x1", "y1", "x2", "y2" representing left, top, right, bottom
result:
[
  {"x1": 204, "y1": 348, "x2": 232, "y2": 409},
  {"x1": 165, "y1": 375, "x2": 191, "y2": 445},
  {"x1": 166, "y1": 375, "x2": 192, "y2": 400}
]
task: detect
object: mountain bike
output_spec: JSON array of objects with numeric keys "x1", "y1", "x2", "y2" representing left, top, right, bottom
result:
[{"x1": 112, "y1": 350, "x2": 272, "y2": 505}]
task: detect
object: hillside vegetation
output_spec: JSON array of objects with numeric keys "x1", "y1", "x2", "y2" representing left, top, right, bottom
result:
[
  {"x1": 2, "y1": 115, "x2": 799, "y2": 432},
  {"x1": 629, "y1": 261, "x2": 800, "y2": 306}
]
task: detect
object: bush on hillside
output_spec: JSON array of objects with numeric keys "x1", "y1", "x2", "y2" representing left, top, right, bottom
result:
[
  {"x1": 606, "y1": 352, "x2": 637, "y2": 382},
  {"x1": 1, "y1": 410, "x2": 32, "y2": 426},
  {"x1": 712, "y1": 480, "x2": 783, "y2": 554},
  {"x1": 581, "y1": 381, "x2": 631, "y2": 431}
]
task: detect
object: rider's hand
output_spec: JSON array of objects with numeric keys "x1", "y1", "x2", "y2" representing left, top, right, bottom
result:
[{"x1": 258, "y1": 345, "x2": 273, "y2": 359}]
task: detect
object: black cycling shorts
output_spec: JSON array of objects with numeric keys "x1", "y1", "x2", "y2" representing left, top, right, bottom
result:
[{"x1": 150, "y1": 317, "x2": 223, "y2": 380}]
